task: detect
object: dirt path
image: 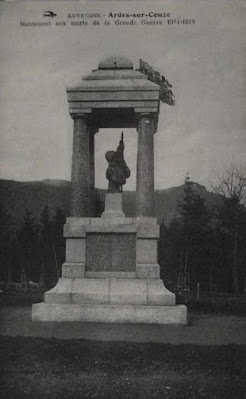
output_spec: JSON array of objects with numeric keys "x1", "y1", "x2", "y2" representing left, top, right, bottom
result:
[{"x1": 0, "y1": 306, "x2": 245, "y2": 344}]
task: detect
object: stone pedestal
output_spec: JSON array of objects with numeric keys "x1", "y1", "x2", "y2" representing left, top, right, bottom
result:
[
  {"x1": 101, "y1": 193, "x2": 125, "y2": 219},
  {"x1": 32, "y1": 194, "x2": 187, "y2": 325}
]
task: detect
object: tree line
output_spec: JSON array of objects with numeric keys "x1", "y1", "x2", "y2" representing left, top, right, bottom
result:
[
  {"x1": 159, "y1": 165, "x2": 246, "y2": 295},
  {"x1": 0, "y1": 164, "x2": 245, "y2": 294},
  {"x1": 0, "y1": 205, "x2": 66, "y2": 291},
  {"x1": 0, "y1": 187, "x2": 104, "y2": 290}
]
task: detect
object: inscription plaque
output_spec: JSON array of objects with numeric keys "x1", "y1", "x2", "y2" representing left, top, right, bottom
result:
[{"x1": 86, "y1": 233, "x2": 136, "y2": 272}]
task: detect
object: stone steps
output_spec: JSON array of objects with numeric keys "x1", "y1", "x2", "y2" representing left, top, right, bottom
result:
[
  {"x1": 32, "y1": 303, "x2": 187, "y2": 324},
  {"x1": 44, "y1": 278, "x2": 176, "y2": 306}
]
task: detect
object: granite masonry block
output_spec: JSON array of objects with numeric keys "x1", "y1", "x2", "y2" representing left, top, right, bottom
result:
[
  {"x1": 86, "y1": 225, "x2": 136, "y2": 233},
  {"x1": 85, "y1": 271, "x2": 136, "y2": 279},
  {"x1": 62, "y1": 263, "x2": 85, "y2": 278},
  {"x1": 64, "y1": 224, "x2": 86, "y2": 238},
  {"x1": 90, "y1": 217, "x2": 134, "y2": 226},
  {"x1": 66, "y1": 217, "x2": 91, "y2": 225},
  {"x1": 136, "y1": 239, "x2": 157, "y2": 263},
  {"x1": 147, "y1": 280, "x2": 176, "y2": 306},
  {"x1": 72, "y1": 278, "x2": 109, "y2": 305},
  {"x1": 44, "y1": 278, "x2": 73, "y2": 304},
  {"x1": 136, "y1": 222, "x2": 159, "y2": 238},
  {"x1": 66, "y1": 238, "x2": 85, "y2": 263},
  {"x1": 110, "y1": 279, "x2": 148, "y2": 305},
  {"x1": 32, "y1": 303, "x2": 188, "y2": 324},
  {"x1": 136, "y1": 263, "x2": 160, "y2": 279}
]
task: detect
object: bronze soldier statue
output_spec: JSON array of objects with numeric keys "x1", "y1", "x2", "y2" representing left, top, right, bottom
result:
[{"x1": 105, "y1": 132, "x2": 131, "y2": 193}]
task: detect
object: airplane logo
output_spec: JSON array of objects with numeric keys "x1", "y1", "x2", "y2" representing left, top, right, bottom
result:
[{"x1": 43, "y1": 11, "x2": 57, "y2": 18}]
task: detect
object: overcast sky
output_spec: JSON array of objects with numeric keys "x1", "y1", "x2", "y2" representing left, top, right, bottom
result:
[{"x1": 0, "y1": 0, "x2": 245, "y2": 191}]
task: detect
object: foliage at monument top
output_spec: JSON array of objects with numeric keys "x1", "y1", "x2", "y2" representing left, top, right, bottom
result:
[{"x1": 139, "y1": 59, "x2": 175, "y2": 106}]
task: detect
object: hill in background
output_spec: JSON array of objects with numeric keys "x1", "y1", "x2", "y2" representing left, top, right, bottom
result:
[{"x1": 0, "y1": 179, "x2": 216, "y2": 225}]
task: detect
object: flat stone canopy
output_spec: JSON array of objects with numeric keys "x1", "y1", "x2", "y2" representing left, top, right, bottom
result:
[
  {"x1": 67, "y1": 56, "x2": 160, "y2": 130},
  {"x1": 98, "y1": 56, "x2": 134, "y2": 70}
]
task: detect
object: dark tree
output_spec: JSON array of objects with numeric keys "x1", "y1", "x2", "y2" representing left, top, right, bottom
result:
[
  {"x1": 161, "y1": 217, "x2": 183, "y2": 290},
  {"x1": 40, "y1": 205, "x2": 53, "y2": 244},
  {"x1": 0, "y1": 205, "x2": 14, "y2": 284},
  {"x1": 176, "y1": 175, "x2": 211, "y2": 287},
  {"x1": 39, "y1": 205, "x2": 54, "y2": 286},
  {"x1": 52, "y1": 208, "x2": 66, "y2": 280},
  {"x1": 158, "y1": 217, "x2": 182, "y2": 291},
  {"x1": 16, "y1": 209, "x2": 39, "y2": 291},
  {"x1": 211, "y1": 163, "x2": 246, "y2": 293}
]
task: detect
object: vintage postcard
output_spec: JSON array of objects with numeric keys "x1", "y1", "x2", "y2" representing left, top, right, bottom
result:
[{"x1": 0, "y1": 1, "x2": 245, "y2": 397}]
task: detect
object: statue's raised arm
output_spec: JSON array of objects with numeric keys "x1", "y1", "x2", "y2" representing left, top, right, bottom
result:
[{"x1": 105, "y1": 132, "x2": 131, "y2": 193}]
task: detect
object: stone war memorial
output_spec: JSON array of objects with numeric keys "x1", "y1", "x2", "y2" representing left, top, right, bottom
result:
[{"x1": 32, "y1": 56, "x2": 187, "y2": 325}]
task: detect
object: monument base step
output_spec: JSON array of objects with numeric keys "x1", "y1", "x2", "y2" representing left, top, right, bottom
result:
[
  {"x1": 43, "y1": 278, "x2": 176, "y2": 306},
  {"x1": 32, "y1": 303, "x2": 187, "y2": 325}
]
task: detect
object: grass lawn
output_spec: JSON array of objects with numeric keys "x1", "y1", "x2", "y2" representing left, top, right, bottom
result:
[{"x1": 1, "y1": 336, "x2": 245, "y2": 399}]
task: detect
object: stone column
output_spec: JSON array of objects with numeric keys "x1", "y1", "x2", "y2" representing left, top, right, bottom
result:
[
  {"x1": 136, "y1": 113, "x2": 155, "y2": 217},
  {"x1": 89, "y1": 130, "x2": 95, "y2": 216},
  {"x1": 70, "y1": 114, "x2": 90, "y2": 217}
]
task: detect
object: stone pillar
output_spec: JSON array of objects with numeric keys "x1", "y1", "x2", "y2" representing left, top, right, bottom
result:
[
  {"x1": 70, "y1": 114, "x2": 90, "y2": 217},
  {"x1": 136, "y1": 113, "x2": 155, "y2": 217},
  {"x1": 89, "y1": 130, "x2": 95, "y2": 216}
]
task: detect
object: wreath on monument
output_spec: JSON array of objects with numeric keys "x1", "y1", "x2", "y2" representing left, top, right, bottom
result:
[{"x1": 139, "y1": 59, "x2": 175, "y2": 106}]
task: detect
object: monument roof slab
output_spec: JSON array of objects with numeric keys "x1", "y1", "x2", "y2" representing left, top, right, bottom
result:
[
  {"x1": 84, "y1": 69, "x2": 144, "y2": 80},
  {"x1": 98, "y1": 56, "x2": 133, "y2": 70},
  {"x1": 66, "y1": 57, "x2": 160, "y2": 129},
  {"x1": 67, "y1": 77, "x2": 159, "y2": 91}
]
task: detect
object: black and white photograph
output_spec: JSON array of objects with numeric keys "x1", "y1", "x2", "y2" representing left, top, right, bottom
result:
[{"x1": 0, "y1": 0, "x2": 245, "y2": 397}]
